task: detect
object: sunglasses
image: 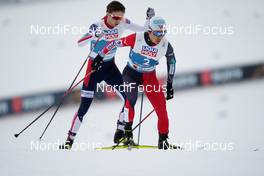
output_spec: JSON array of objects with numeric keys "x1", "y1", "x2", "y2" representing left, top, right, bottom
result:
[
  {"x1": 109, "y1": 14, "x2": 123, "y2": 21},
  {"x1": 152, "y1": 30, "x2": 167, "y2": 37}
]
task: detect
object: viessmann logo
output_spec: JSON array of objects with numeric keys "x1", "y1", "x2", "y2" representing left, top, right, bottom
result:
[
  {"x1": 105, "y1": 39, "x2": 122, "y2": 52},
  {"x1": 141, "y1": 46, "x2": 158, "y2": 57},
  {"x1": 104, "y1": 29, "x2": 118, "y2": 40}
]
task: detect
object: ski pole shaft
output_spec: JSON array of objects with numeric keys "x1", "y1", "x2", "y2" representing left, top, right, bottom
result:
[
  {"x1": 38, "y1": 34, "x2": 104, "y2": 140},
  {"x1": 14, "y1": 33, "x2": 104, "y2": 138},
  {"x1": 14, "y1": 104, "x2": 53, "y2": 138},
  {"x1": 137, "y1": 93, "x2": 144, "y2": 145},
  {"x1": 132, "y1": 109, "x2": 154, "y2": 131},
  {"x1": 14, "y1": 59, "x2": 88, "y2": 138},
  {"x1": 39, "y1": 69, "x2": 95, "y2": 140}
]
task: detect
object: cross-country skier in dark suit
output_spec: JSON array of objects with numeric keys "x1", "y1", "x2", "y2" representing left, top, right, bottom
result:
[{"x1": 60, "y1": 1, "x2": 155, "y2": 149}]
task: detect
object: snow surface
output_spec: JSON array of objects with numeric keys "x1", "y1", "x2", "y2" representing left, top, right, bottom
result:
[{"x1": 0, "y1": 79, "x2": 264, "y2": 176}]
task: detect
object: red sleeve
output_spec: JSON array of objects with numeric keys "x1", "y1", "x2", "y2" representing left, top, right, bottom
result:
[
  {"x1": 121, "y1": 33, "x2": 136, "y2": 48},
  {"x1": 102, "y1": 33, "x2": 136, "y2": 55},
  {"x1": 78, "y1": 34, "x2": 93, "y2": 44}
]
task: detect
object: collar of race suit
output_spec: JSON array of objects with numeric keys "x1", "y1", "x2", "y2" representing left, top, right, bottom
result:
[{"x1": 102, "y1": 15, "x2": 115, "y2": 29}]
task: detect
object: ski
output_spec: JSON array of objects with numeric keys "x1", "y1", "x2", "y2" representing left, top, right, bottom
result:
[
  {"x1": 95, "y1": 145, "x2": 158, "y2": 150},
  {"x1": 95, "y1": 144, "x2": 184, "y2": 150}
]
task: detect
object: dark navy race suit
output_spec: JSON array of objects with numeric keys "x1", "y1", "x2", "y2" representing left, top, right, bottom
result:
[{"x1": 67, "y1": 16, "x2": 148, "y2": 139}]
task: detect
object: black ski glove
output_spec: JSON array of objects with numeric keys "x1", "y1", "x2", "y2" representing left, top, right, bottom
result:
[
  {"x1": 146, "y1": 7, "x2": 155, "y2": 19},
  {"x1": 92, "y1": 54, "x2": 103, "y2": 71},
  {"x1": 166, "y1": 81, "x2": 174, "y2": 100}
]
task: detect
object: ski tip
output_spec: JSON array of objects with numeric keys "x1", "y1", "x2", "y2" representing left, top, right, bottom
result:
[{"x1": 14, "y1": 134, "x2": 19, "y2": 138}]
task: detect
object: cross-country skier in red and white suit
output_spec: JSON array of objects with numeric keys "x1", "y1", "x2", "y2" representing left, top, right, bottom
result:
[{"x1": 92, "y1": 16, "x2": 178, "y2": 149}]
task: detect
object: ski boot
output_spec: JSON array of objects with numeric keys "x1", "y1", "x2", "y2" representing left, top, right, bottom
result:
[
  {"x1": 59, "y1": 131, "x2": 75, "y2": 150},
  {"x1": 158, "y1": 133, "x2": 181, "y2": 150},
  {"x1": 113, "y1": 120, "x2": 125, "y2": 144},
  {"x1": 123, "y1": 122, "x2": 137, "y2": 146}
]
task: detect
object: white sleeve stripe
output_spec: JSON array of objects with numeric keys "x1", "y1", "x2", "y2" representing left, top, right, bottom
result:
[
  {"x1": 169, "y1": 63, "x2": 175, "y2": 75},
  {"x1": 77, "y1": 35, "x2": 94, "y2": 47},
  {"x1": 81, "y1": 90, "x2": 94, "y2": 98}
]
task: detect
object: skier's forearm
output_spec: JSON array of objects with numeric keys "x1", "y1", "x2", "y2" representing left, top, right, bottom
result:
[
  {"x1": 124, "y1": 17, "x2": 151, "y2": 32},
  {"x1": 167, "y1": 57, "x2": 176, "y2": 83},
  {"x1": 166, "y1": 42, "x2": 176, "y2": 83},
  {"x1": 77, "y1": 33, "x2": 94, "y2": 47},
  {"x1": 100, "y1": 33, "x2": 136, "y2": 56},
  {"x1": 126, "y1": 21, "x2": 147, "y2": 32}
]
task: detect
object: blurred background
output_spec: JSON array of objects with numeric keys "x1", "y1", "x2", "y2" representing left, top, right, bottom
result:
[{"x1": 0, "y1": 0, "x2": 264, "y2": 175}]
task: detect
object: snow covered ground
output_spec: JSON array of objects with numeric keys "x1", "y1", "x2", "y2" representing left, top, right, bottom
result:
[{"x1": 1, "y1": 79, "x2": 263, "y2": 176}]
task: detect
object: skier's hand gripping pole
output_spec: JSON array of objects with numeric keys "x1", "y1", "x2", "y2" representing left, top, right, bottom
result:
[
  {"x1": 166, "y1": 81, "x2": 174, "y2": 100},
  {"x1": 91, "y1": 54, "x2": 104, "y2": 71}
]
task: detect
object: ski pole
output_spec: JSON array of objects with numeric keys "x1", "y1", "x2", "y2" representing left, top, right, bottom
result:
[
  {"x1": 38, "y1": 34, "x2": 104, "y2": 140},
  {"x1": 14, "y1": 59, "x2": 88, "y2": 138},
  {"x1": 14, "y1": 34, "x2": 104, "y2": 138},
  {"x1": 38, "y1": 69, "x2": 95, "y2": 140},
  {"x1": 137, "y1": 93, "x2": 144, "y2": 145}
]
